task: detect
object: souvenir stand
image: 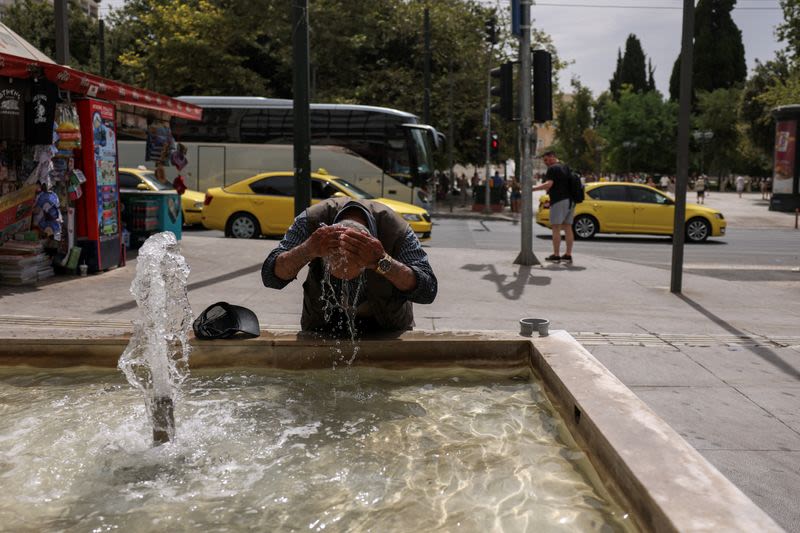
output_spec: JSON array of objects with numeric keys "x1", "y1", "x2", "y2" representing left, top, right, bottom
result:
[{"x1": 0, "y1": 23, "x2": 201, "y2": 284}]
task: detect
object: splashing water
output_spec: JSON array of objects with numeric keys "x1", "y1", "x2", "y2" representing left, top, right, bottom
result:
[
  {"x1": 318, "y1": 222, "x2": 366, "y2": 366},
  {"x1": 320, "y1": 264, "x2": 365, "y2": 366},
  {"x1": 118, "y1": 232, "x2": 192, "y2": 445}
]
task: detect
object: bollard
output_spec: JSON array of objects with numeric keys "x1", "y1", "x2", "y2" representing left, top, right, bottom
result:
[{"x1": 152, "y1": 396, "x2": 175, "y2": 445}]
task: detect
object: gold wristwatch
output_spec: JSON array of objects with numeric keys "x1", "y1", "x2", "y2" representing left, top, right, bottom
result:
[{"x1": 376, "y1": 253, "x2": 393, "y2": 275}]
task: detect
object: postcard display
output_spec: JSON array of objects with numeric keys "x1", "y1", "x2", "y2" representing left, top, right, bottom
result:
[{"x1": 74, "y1": 98, "x2": 122, "y2": 272}]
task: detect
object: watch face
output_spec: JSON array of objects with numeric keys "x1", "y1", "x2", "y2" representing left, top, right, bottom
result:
[{"x1": 378, "y1": 257, "x2": 391, "y2": 273}]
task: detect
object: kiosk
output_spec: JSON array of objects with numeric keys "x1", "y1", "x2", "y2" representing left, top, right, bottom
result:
[{"x1": 770, "y1": 105, "x2": 800, "y2": 212}]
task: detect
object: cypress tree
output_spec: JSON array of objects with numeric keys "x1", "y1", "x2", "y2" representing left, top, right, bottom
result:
[
  {"x1": 647, "y1": 59, "x2": 657, "y2": 92},
  {"x1": 620, "y1": 34, "x2": 648, "y2": 93},
  {"x1": 610, "y1": 34, "x2": 654, "y2": 99},
  {"x1": 609, "y1": 49, "x2": 623, "y2": 98},
  {"x1": 669, "y1": 0, "x2": 746, "y2": 100}
]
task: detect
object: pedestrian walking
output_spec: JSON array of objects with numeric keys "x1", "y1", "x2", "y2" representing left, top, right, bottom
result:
[
  {"x1": 532, "y1": 150, "x2": 575, "y2": 264},
  {"x1": 695, "y1": 175, "x2": 706, "y2": 204},
  {"x1": 736, "y1": 175, "x2": 745, "y2": 198},
  {"x1": 510, "y1": 177, "x2": 521, "y2": 214}
]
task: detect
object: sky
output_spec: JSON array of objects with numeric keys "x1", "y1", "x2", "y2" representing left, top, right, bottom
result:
[
  {"x1": 102, "y1": 0, "x2": 786, "y2": 98},
  {"x1": 527, "y1": 1, "x2": 786, "y2": 97}
]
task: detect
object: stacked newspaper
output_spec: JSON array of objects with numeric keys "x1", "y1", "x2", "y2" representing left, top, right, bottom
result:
[{"x1": 0, "y1": 239, "x2": 54, "y2": 285}]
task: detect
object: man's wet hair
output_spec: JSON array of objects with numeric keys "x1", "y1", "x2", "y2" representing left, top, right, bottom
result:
[{"x1": 333, "y1": 219, "x2": 369, "y2": 234}]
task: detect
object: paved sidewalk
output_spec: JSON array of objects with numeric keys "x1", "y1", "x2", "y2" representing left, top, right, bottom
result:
[{"x1": 1, "y1": 190, "x2": 798, "y2": 530}]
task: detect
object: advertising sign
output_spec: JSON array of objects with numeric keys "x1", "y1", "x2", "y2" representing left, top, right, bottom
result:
[
  {"x1": 773, "y1": 119, "x2": 796, "y2": 195},
  {"x1": 90, "y1": 100, "x2": 119, "y2": 237}
]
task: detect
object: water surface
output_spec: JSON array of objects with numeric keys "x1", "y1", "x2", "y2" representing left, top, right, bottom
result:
[{"x1": 0, "y1": 367, "x2": 636, "y2": 532}]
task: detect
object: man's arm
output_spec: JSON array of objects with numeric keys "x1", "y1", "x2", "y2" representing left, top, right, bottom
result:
[
  {"x1": 338, "y1": 227, "x2": 437, "y2": 304},
  {"x1": 261, "y1": 214, "x2": 310, "y2": 289},
  {"x1": 532, "y1": 173, "x2": 554, "y2": 192}
]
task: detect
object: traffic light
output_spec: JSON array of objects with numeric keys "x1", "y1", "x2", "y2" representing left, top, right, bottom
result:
[
  {"x1": 485, "y1": 17, "x2": 498, "y2": 45},
  {"x1": 533, "y1": 50, "x2": 553, "y2": 123},
  {"x1": 490, "y1": 133, "x2": 499, "y2": 161},
  {"x1": 490, "y1": 62, "x2": 514, "y2": 121}
]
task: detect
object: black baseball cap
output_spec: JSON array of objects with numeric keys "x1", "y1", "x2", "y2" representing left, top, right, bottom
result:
[{"x1": 193, "y1": 302, "x2": 260, "y2": 339}]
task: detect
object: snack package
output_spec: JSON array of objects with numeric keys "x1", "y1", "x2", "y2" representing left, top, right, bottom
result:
[{"x1": 55, "y1": 104, "x2": 81, "y2": 151}]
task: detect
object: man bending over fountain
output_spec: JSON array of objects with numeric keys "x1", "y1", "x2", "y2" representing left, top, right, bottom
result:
[{"x1": 262, "y1": 198, "x2": 437, "y2": 334}]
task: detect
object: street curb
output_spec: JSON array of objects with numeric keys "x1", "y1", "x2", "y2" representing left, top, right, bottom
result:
[{"x1": 430, "y1": 211, "x2": 517, "y2": 222}]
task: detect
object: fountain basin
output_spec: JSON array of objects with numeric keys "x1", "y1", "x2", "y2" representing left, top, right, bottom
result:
[{"x1": 0, "y1": 329, "x2": 783, "y2": 532}]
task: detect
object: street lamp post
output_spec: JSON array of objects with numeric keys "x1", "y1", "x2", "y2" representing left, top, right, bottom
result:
[
  {"x1": 622, "y1": 141, "x2": 637, "y2": 175},
  {"x1": 692, "y1": 130, "x2": 713, "y2": 176}
]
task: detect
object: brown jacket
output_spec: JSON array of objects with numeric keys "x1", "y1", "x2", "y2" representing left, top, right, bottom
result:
[{"x1": 301, "y1": 198, "x2": 413, "y2": 332}]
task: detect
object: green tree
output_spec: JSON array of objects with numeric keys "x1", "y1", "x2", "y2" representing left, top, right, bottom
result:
[
  {"x1": 609, "y1": 34, "x2": 650, "y2": 98},
  {"x1": 777, "y1": 0, "x2": 800, "y2": 63},
  {"x1": 598, "y1": 88, "x2": 678, "y2": 174},
  {"x1": 669, "y1": 0, "x2": 746, "y2": 101},
  {"x1": 109, "y1": 0, "x2": 269, "y2": 95},
  {"x1": 609, "y1": 49, "x2": 622, "y2": 98},
  {"x1": 694, "y1": 88, "x2": 742, "y2": 177},
  {"x1": 552, "y1": 79, "x2": 598, "y2": 172},
  {"x1": 739, "y1": 54, "x2": 791, "y2": 157},
  {"x1": 2, "y1": 0, "x2": 102, "y2": 72}
]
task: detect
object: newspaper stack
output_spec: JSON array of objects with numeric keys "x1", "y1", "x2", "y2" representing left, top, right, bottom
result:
[{"x1": 0, "y1": 239, "x2": 54, "y2": 285}]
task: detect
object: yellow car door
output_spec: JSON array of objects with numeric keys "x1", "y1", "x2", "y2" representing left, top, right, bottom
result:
[
  {"x1": 248, "y1": 175, "x2": 295, "y2": 235},
  {"x1": 585, "y1": 185, "x2": 633, "y2": 232},
  {"x1": 628, "y1": 186, "x2": 675, "y2": 234}
]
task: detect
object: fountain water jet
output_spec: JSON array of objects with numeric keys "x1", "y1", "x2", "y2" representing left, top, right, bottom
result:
[{"x1": 118, "y1": 231, "x2": 192, "y2": 445}]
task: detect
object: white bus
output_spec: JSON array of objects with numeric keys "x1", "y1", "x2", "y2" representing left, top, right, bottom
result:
[{"x1": 117, "y1": 96, "x2": 440, "y2": 207}]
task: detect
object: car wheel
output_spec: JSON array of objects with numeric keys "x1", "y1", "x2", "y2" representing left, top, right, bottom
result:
[
  {"x1": 685, "y1": 217, "x2": 710, "y2": 243},
  {"x1": 572, "y1": 214, "x2": 598, "y2": 239},
  {"x1": 227, "y1": 213, "x2": 261, "y2": 239}
]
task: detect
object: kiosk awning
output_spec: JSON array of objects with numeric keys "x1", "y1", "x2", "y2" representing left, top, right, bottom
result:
[{"x1": 0, "y1": 49, "x2": 201, "y2": 121}]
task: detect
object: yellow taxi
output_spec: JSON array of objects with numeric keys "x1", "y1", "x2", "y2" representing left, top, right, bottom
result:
[
  {"x1": 536, "y1": 182, "x2": 726, "y2": 242},
  {"x1": 118, "y1": 167, "x2": 206, "y2": 225},
  {"x1": 201, "y1": 171, "x2": 433, "y2": 239}
]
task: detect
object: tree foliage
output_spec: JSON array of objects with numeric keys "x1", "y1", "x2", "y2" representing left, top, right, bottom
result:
[
  {"x1": 777, "y1": 0, "x2": 800, "y2": 64},
  {"x1": 598, "y1": 88, "x2": 678, "y2": 174},
  {"x1": 694, "y1": 88, "x2": 742, "y2": 177},
  {"x1": 739, "y1": 54, "x2": 792, "y2": 157},
  {"x1": 552, "y1": 79, "x2": 598, "y2": 172},
  {"x1": 608, "y1": 34, "x2": 651, "y2": 98},
  {"x1": 669, "y1": 0, "x2": 746, "y2": 101},
  {"x1": 2, "y1": 0, "x2": 101, "y2": 72},
  {"x1": 5, "y1": 0, "x2": 556, "y2": 166}
]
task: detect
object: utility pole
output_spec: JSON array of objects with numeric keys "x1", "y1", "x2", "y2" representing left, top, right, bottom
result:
[
  {"x1": 423, "y1": 7, "x2": 431, "y2": 126},
  {"x1": 483, "y1": 15, "x2": 499, "y2": 214},
  {"x1": 448, "y1": 59, "x2": 455, "y2": 205},
  {"x1": 670, "y1": 0, "x2": 695, "y2": 293},
  {"x1": 292, "y1": 0, "x2": 311, "y2": 216},
  {"x1": 99, "y1": 19, "x2": 106, "y2": 77},
  {"x1": 54, "y1": 0, "x2": 69, "y2": 65},
  {"x1": 484, "y1": 56, "x2": 493, "y2": 214},
  {"x1": 515, "y1": 0, "x2": 538, "y2": 265}
]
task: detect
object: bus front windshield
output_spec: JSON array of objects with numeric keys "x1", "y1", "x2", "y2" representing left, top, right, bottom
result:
[
  {"x1": 409, "y1": 128, "x2": 434, "y2": 179},
  {"x1": 333, "y1": 178, "x2": 375, "y2": 199}
]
